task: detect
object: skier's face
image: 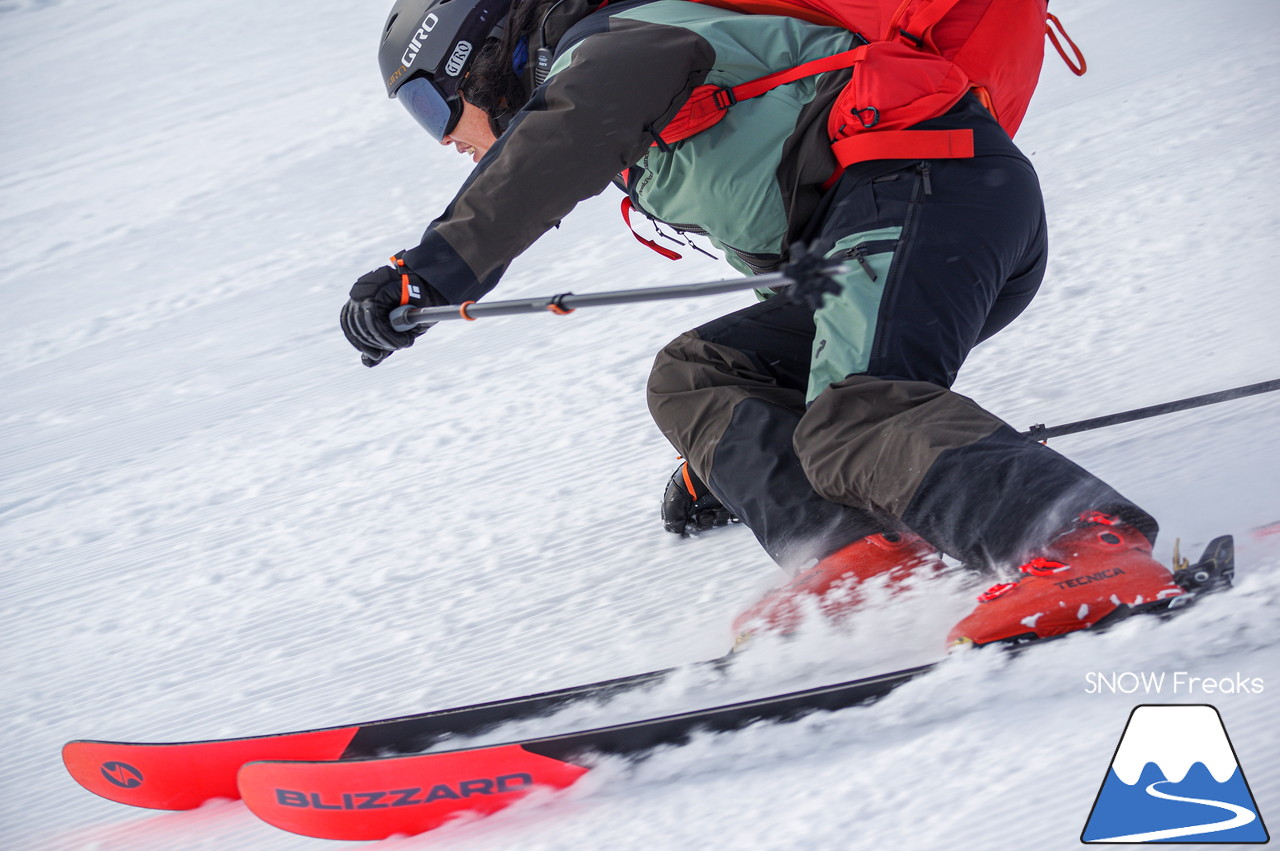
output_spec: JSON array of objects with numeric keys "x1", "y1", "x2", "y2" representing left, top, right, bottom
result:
[{"x1": 441, "y1": 98, "x2": 497, "y2": 164}]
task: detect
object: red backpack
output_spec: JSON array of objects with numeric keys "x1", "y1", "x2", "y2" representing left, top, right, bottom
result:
[
  {"x1": 621, "y1": 0, "x2": 1085, "y2": 259},
  {"x1": 660, "y1": 0, "x2": 1084, "y2": 179}
]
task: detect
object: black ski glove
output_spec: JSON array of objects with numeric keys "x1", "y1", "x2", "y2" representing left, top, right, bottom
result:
[{"x1": 341, "y1": 254, "x2": 446, "y2": 367}]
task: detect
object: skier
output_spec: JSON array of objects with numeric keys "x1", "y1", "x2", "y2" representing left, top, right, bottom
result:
[{"x1": 342, "y1": 0, "x2": 1189, "y2": 647}]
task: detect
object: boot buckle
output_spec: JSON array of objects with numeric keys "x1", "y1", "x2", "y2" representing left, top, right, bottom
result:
[
  {"x1": 976, "y1": 581, "x2": 1018, "y2": 603},
  {"x1": 1019, "y1": 557, "x2": 1070, "y2": 577}
]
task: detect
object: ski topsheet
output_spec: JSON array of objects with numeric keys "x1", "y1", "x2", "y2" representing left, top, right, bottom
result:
[
  {"x1": 237, "y1": 664, "x2": 935, "y2": 841},
  {"x1": 62, "y1": 660, "x2": 707, "y2": 810}
]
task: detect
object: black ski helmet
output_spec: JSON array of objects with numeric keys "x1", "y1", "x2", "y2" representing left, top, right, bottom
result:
[{"x1": 379, "y1": 0, "x2": 514, "y2": 138}]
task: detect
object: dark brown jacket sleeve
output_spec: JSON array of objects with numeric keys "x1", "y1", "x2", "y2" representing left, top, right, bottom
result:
[{"x1": 401, "y1": 17, "x2": 715, "y2": 304}]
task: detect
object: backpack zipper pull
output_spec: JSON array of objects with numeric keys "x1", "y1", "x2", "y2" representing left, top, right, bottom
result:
[{"x1": 676, "y1": 229, "x2": 718, "y2": 259}]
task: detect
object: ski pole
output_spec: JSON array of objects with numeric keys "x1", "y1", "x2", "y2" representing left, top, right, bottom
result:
[
  {"x1": 388, "y1": 258, "x2": 845, "y2": 331},
  {"x1": 385, "y1": 262, "x2": 1279, "y2": 443},
  {"x1": 1021, "y1": 379, "x2": 1280, "y2": 441}
]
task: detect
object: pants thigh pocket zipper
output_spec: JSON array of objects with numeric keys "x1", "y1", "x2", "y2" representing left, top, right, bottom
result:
[{"x1": 842, "y1": 239, "x2": 899, "y2": 281}]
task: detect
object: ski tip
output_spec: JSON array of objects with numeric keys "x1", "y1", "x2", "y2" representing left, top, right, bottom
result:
[
  {"x1": 237, "y1": 744, "x2": 589, "y2": 841},
  {"x1": 62, "y1": 739, "x2": 224, "y2": 810},
  {"x1": 61, "y1": 727, "x2": 360, "y2": 811}
]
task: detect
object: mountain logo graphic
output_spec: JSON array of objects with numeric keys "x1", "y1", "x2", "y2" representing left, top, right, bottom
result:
[{"x1": 1082, "y1": 704, "x2": 1269, "y2": 843}]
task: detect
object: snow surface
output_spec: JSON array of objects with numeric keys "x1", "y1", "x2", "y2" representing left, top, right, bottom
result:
[{"x1": 2, "y1": 0, "x2": 1278, "y2": 848}]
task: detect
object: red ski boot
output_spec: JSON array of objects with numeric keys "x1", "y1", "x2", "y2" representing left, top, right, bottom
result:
[
  {"x1": 947, "y1": 512, "x2": 1187, "y2": 647},
  {"x1": 733, "y1": 532, "x2": 942, "y2": 649}
]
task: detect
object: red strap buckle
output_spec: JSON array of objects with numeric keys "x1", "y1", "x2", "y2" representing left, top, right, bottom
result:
[
  {"x1": 977, "y1": 582, "x2": 1018, "y2": 603},
  {"x1": 1079, "y1": 510, "x2": 1122, "y2": 526},
  {"x1": 1019, "y1": 557, "x2": 1069, "y2": 577},
  {"x1": 712, "y1": 87, "x2": 737, "y2": 110}
]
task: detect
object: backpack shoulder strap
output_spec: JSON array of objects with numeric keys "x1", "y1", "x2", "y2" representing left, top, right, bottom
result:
[{"x1": 657, "y1": 47, "x2": 870, "y2": 147}]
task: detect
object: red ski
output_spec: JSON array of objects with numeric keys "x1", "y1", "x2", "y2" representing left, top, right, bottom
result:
[
  {"x1": 62, "y1": 660, "x2": 701, "y2": 810},
  {"x1": 237, "y1": 536, "x2": 1236, "y2": 840},
  {"x1": 66, "y1": 537, "x2": 1233, "y2": 836},
  {"x1": 238, "y1": 664, "x2": 932, "y2": 840}
]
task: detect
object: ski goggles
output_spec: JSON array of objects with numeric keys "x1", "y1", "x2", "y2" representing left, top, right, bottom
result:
[{"x1": 397, "y1": 75, "x2": 464, "y2": 142}]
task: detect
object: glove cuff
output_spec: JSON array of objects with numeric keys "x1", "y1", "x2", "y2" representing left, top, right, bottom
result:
[
  {"x1": 390, "y1": 251, "x2": 447, "y2": 308},
  {"x1": 390, "y1": 252, "x2": 417, "y2": 307}
]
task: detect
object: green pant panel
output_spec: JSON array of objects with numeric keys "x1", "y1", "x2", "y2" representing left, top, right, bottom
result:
[{"x1": 806, "y1": 227, "x2": 902, "y2": 403}]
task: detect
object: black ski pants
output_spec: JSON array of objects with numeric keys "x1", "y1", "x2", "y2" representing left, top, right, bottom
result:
[{"x1": 648, "y1": 107, "x2": 1155, "y2": 570}]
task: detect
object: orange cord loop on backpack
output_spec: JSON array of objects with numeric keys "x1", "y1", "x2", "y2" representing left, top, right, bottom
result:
[{"x1": 1046, "y1": 13, "x2": 1087, "y2": 76}]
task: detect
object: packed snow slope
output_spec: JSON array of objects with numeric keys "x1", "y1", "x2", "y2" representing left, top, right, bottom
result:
[{"x1": 2, "y1": 0, "x2": 1278, "y2": 848}]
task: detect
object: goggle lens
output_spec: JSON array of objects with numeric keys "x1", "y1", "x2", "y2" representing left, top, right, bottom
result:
[{"x1": 398, "y1": 75, "x2": 462, "y2": 141}]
